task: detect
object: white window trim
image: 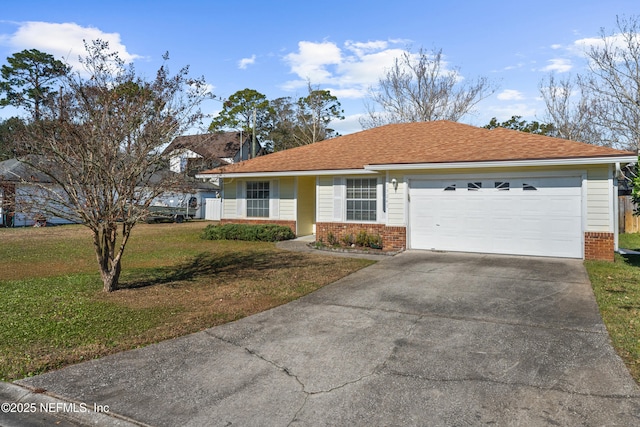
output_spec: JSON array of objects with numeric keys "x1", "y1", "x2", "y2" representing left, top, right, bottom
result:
[
  {"x1": 344, "y1": 177, "x2": 380, "y2": 223},
  {"x1": 245, "y1": 180, "x2": 270, "y2": 218}
]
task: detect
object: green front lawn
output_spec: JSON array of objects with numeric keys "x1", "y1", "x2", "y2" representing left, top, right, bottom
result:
[
  {"x1": 619, "y1": 233, "x2": 640, "y2": 252},
  {"x1": 3, "y1": 224, "x2": 640, "y2": 385},
  {"x1": 0, "y1": 222, "x2": 374, "y2": 381},
  {"x1": 585, "y1": 234, "x2": 640, "y2": 382}
]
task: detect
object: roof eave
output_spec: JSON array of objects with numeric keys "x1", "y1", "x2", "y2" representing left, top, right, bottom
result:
[
  {"x1": 365, "y1": 156, "x2": 638, "y2": 171},
  {"x1": 195, "y1": 155, "x2": 638, "y2": 179},
  {"x1": 196, "y1": 168, "x2": 379, "y2": 179}
]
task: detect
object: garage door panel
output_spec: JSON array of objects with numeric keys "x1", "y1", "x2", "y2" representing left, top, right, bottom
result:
[{"x1": 409, "y1": 177, "x2": 583, "y2": 258}]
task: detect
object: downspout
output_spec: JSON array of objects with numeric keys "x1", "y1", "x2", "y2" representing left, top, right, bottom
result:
[{"x1": 614, "y1": 162, "x2": 621, "y2": 252}]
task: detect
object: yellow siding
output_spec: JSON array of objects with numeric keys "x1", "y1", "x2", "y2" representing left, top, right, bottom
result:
[
  {"x1": 387, "y1": 172, "x2": 406, "y2": 226},
  {"x1": 224, "y1": 164, "x2": 615, "y2": 233},
  {"x1": 297, "y1": 176, "x2": 316, "y2": 235},
  {"x1": 586, "y1": 166, "x2": 612, "y2": 232},
  {"x1": 222, "y1": 178, "x2": 237, "y2": 218},
  {"x1": 316, "y1": 177, "x2": 334, "y2": 222},
  {"x1": 279, "y1": 177, "x2": 296, "y2": 220}
]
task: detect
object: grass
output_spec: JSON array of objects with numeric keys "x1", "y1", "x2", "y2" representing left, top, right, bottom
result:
[
  {"x1": 0, "y1": 222, "x2": 374, "y2": 381},
  {"x1": 619, "y1": 233, "x2": 640, "y2": 251},
  {"x1": 585, "y1": 233, "x2": 640, "y2": 382},
  {"x1": 4, "y1": 223, "x2": 640, "y2": 385}
]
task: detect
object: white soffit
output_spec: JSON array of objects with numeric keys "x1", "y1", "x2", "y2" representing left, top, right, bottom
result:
[{"x1": 366, "y1": 156, "x2": 637, "y2": 171}]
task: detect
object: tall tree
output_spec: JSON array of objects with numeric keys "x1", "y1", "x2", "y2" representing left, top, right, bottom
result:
[
  {"x1": 295, "y1": 84, "x2": 344, "y2": 145},
  {"x1": 268, "y1": 84, "x2": 344, "y2": 151},
  {"x1": 581, "y1": 15, "x2": 640, "y2": 151},
  {"x1": 267, "y1": 96, "x2": 297, "y2": 151},
  {"x1": 0, "y1": 116, "x2": 26, "y2": 160},
  {"x1": 18, "y1": 40, "x2": 208, "y2": 292},
  {"x1": 360, "y1": 47, "x2": 497, "y2": 129},
  {"x1": 539, "y1": 74, "x2": 606, "y2": 145},
  {"x1": 208, "y1": 88, "x2": 272, "y2": 157},
  {"x1": 484, "y1": 115, "x2": 555, "y2": 135},
  {"x1": 0, "y1": 49, "x2": 69, "y2": 121}
]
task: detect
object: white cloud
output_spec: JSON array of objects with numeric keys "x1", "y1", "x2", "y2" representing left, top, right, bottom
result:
[
  {"x1": 1, "y1": 21, "x2": 141, "y2": 71},
  {"x1": 281, "y1": 39, "x2": 417, "y2": 99},
  {"x1": 339, "y1": 47, "x2": 408, "y2": 86},
  {"x1": 331, "y1": 113, "x2": 364, "y2": 135},
  {"x1": 344, "y1": 40, "x2": 390, "y2": 56},
  {"x1": 550, "y1": 44, "x2": 563, "y2": 50},
  {"x1": 501, "y1": 62, "x2": 524, "y2": 71},
  {"x1": 188, "y1": 81, "x2": 214, "y2": 96},
  {"x1": 573, "y1": 36, "x2": 606, "y2": 53},
  {"x1": 482, "y1": 102, "x2": 540, "y2": 123},
  {"x1": 540, "y1": 58, "x2": 573, "y2": 73},
  {"x1": 497, "y1": 89, "x2": 524, "y2": 101},
  {"x1": 572, "y1": 32, "x2": 640, "y2": 60},
  {"x1": 283, "y1": 40, "x2": 343, "y2": 84},
  {"x1": 238, "y1": 54, "x2": 256, "y2": 69}
]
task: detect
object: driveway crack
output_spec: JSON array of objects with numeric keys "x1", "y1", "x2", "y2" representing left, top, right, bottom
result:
[
  {"x1": 383, "y1": 369, "x2": 640, "y2": 399},
  {"x1": 316, "y1": 301, "x2": 607, "y2": 334}
]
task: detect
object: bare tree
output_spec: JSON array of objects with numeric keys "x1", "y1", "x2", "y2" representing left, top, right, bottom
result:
[
  {"x1": 581, "y1": 15, "x2": 640, "y2": 151},
  {"x1": 292, "y1": 82, "x2": 344, "y2": 146},
  {"x1": 18, "y1": 40, "x2": 208, "y2": 292},
  {"x1": 360, "y1": 47, "x2": 497, "y2": 129},
  {"x1": 539, "y1": 74, "x2": 608, "y2": 146},
  {"x1": 268, "y1": 83, "x2": 344, "y2": 151}
]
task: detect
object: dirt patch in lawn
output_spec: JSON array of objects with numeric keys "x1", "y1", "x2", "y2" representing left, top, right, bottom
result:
[
  {"x1": 1, "y1": 223, "x2": 374, "y2": 380},
  {"x1": 102, "y1": 249, "x2": 365, "y2": 339}
]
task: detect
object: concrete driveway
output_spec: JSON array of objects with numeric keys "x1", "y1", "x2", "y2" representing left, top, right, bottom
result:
[{"x1": 5, "y1": 251, "x2": 640, "y2": 426}]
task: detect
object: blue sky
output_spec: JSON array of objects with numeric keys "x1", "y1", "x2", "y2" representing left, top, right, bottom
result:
[{"x1": 1, "y1": 0, "x2": 639, "y2": 135}]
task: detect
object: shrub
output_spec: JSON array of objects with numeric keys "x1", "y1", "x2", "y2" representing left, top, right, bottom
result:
[
  {"x1": 341, "y1": 234, "x2": 355, "y2": 246},
  {"x1": 201, "y1": 224, "x2": 295, "y2": 242},
  {"x1": 355, "y1": 230, "x2": 369, "y2": 247},
  {"x1": 354, "y1": 230, "x2": 384, "y2": 249},
  {"x1": 327, "y1": 232, "x2": 339, "y2": 246},
  {"x1": 367, "y1": 234, "x2": 383, "y2": 249}
]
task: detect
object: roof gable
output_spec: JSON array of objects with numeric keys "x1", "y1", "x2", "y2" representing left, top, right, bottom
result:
[
  {"x1": 203, "y1": 121, "x2": 636, "y2": 175},
  {"x1": 164, "y1": 132, "x2": 246, "y2": 159}
]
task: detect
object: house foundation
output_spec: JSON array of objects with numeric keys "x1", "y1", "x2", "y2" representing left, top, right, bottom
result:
[
  {"x1": 315, "y1": 222, "x2": 406, "y2": 252},
  {"x1": 584, "y1": 232, "x2": 615, "y2": 262}
]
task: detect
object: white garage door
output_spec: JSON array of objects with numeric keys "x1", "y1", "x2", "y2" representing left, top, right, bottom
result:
[{"x1": 409, "y1": 176, "x2": 583, "y2": 258}]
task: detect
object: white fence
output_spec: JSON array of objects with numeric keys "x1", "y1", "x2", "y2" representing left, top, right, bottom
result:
[{"x1": 205, "y1": 198, "x2": 222, "y2": 221}]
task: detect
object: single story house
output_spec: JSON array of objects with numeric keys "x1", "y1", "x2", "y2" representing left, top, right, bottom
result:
[
  {"x1": 197, "y1": 121, "x2": 637, "y2": 261},
  {"x1": 0, "y1": 157, "x2": 76, "y2": 227}
]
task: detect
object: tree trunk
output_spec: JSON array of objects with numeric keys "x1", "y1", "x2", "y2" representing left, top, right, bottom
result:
[
  {"x1": 99, "y1": 258, "x2": 122, "y2": 293},
  {"x1": 92, "y1": 223, "x2": 126, "y2": 292}
]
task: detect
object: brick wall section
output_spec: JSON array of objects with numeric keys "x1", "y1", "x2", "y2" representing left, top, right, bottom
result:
[
  {"x1": 220, "y1": 219, "x2": 297, "y2": 235},
  {"x1": 584, "y1": 232, "x2": 614, "y2": 262},
  {"x1": 316, "y1": 222, "x2": 406, "y2": 252}
]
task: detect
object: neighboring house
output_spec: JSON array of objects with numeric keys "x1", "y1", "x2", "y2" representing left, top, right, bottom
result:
[
  {"x1": 164, "y1": 132, "x2": 266, "y2": 177},
  {"x1": 0, "y1": 157, "x2": 75, "y2": 227},
  {"x1": 0, "y1": 158, "x2": 219, "y2": 227},
  {"x1": 144, "y1": 168, "x2": 220, "y2": 221},
  {"x1": 197, "y1": 120, "x2": 637, "y2": 261}
]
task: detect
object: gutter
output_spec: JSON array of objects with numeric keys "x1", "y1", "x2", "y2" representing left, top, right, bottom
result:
[
  {"x1": 196, "y1": 155, "x2": 638, "y2": 179},
  {"x1": 196, "y1": 169, "x2": 379, "y2": 179},
  {"x1": 365, "y1": 156, "x2": 638, "y2": 171}
]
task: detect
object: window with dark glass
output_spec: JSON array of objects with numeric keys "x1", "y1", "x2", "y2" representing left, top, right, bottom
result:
[
  {"x1": 346, "y1": 178, "x2": 377, "y2": 221},
  {"x1": 495, "y1": 181, "x2": 510, "y2": 191},
  {"x1": 246, "y1": 181, "x2": 269, "y2": 217},
  {"x1": 467, "y1": 182, "x2": 482, "y2": 191}
]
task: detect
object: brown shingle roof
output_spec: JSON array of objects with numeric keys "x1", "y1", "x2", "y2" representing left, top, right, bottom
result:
[
  {"x1": 164, "y1": 132, "x2": 245, "y2": 159},
  {"x1": 203, "y1": 121, "x2": 635, "y2": 175}
]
